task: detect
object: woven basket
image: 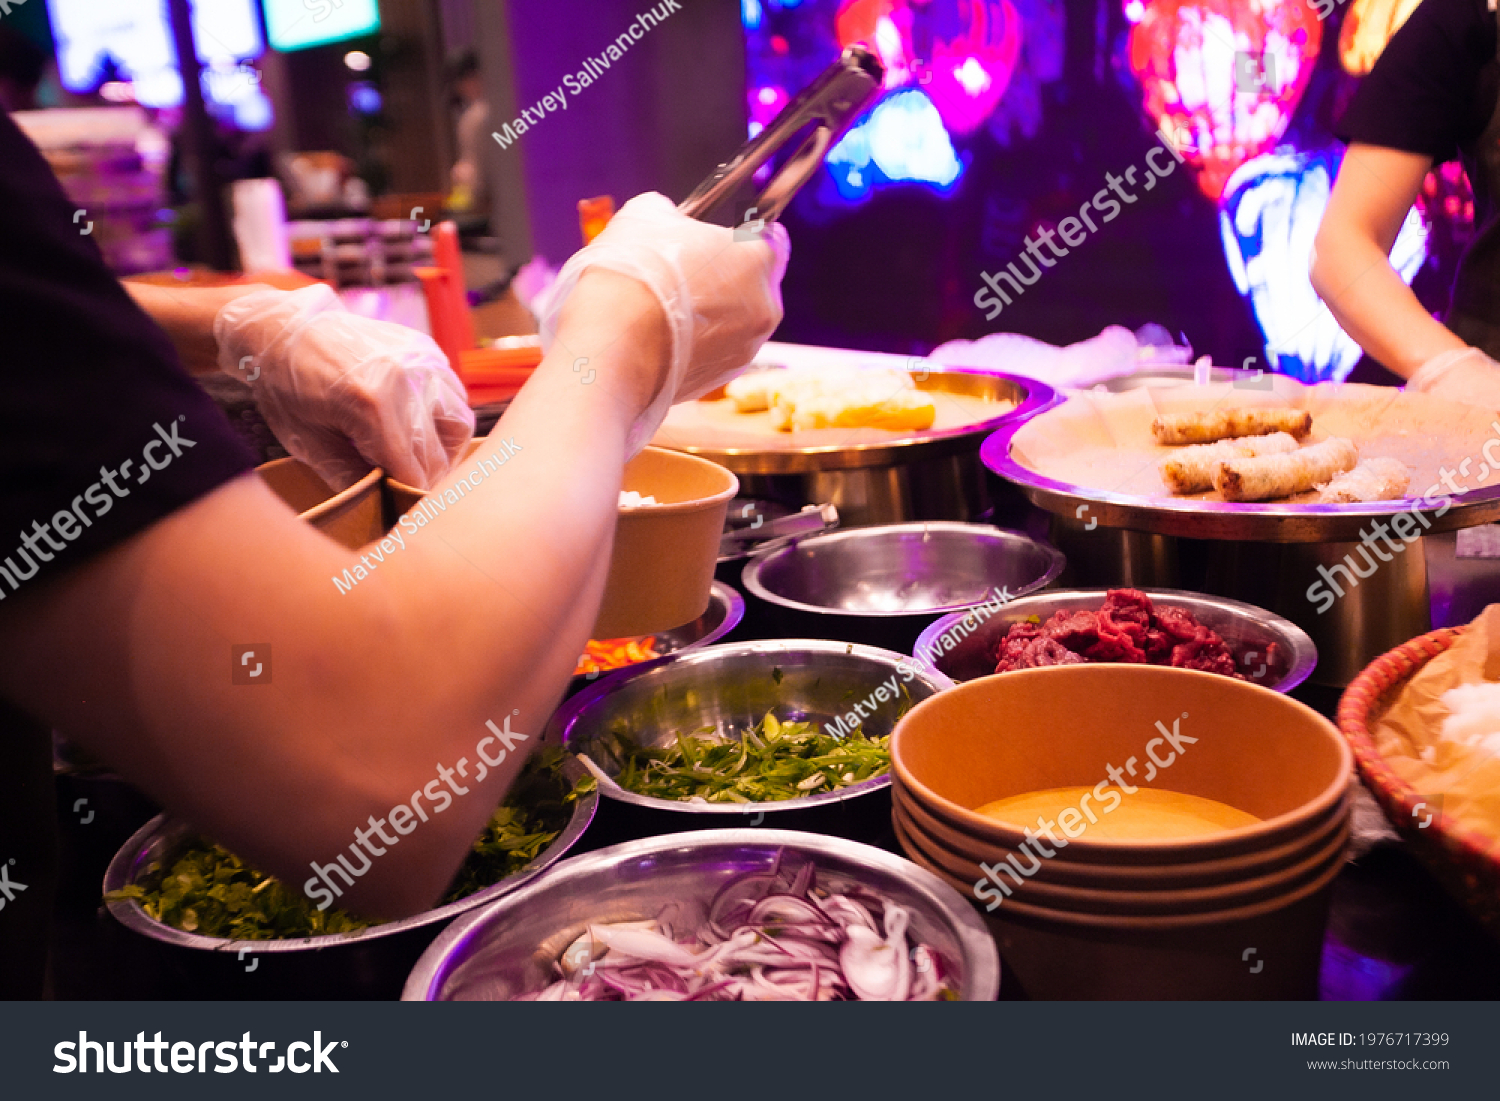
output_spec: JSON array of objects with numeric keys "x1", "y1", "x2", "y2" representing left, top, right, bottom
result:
[{"x1": 1337, "y1": 626, "x2": 1500, "y2": 934}]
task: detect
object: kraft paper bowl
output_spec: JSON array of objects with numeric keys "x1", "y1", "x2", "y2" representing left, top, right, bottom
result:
[
  {"x1": 387, "y1": 442, "x2": 737, "y2": 639},
  {"x1": 598, "y1": 447, "x2": 739, "y2": 638},
  {"x1": 889, "y1": 664, "x2": 1352, "y2": 998},
  {"x1": 258, "y1": 458, "x2": 384, "y2": 551}
]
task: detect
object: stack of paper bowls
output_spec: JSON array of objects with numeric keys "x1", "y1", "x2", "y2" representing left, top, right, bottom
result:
[{"x1": 890, "y1": 665, "x2": 1352, "y2": 999}]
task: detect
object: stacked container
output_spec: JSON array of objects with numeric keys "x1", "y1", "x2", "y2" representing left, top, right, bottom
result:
[{"x1": 891, "y1": 664, "x2": 1352, "y2": 998}]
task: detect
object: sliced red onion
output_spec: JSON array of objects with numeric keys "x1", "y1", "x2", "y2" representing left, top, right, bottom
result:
[{"x1": 525, "y1": 851, "x2": 955, "y2": 1001}]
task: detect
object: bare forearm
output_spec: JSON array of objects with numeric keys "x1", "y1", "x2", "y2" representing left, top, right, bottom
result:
[
  {"x1": 1311, "y1": 144, "x2": 1465, "y2": 379},
  {"x1": 123, "y1": 281, "x2": 270, "y2": 375},
  {"x1": 1311, "y1": 229, "x2": 1463, "y2": 378}
]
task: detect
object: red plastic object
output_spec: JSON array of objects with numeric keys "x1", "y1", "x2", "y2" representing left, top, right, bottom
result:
[
  {"x1": 415, "y1": 221, "x2": 542, "y2": 403},
  {"x1": 414, "y1": 222, "x2": 475, "y2": 371}
]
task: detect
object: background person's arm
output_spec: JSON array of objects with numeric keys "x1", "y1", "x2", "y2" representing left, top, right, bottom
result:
[
  {"x1": 124, "y1": 281, "x2": 269, "y2": 376},
  {"x1": 1310, "y1": 143, "x2": 1466, "y2": 378},
  {"x1": 0, "y1": 269, "x2": 695, "y2": 920}
]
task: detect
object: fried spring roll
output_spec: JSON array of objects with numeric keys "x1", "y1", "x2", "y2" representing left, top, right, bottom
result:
[
  {"x1": 1152, "y1": 407, "x2": 1313, "y2": 445},
  {"x1": 1158, "y1": 432, "x2": 1301, "y2": 495},
  {"x1": 1317, "y1": 457, "x2": 1411, "y2": 504},
  {"x1": 1214, "y1": 437, "x2": 1359, "y2": 502}
]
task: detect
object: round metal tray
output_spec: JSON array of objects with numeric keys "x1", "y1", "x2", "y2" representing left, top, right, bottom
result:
[
  {"x1": 664, "y1": 367, "x2": 1058, "y2": 476},
  {"x1": 981, "y1": 414, "x2": 1500, "y2": 544}
]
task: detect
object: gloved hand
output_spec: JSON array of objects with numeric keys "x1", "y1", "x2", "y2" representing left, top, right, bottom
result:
[
  {"x1": 214, "y1": 284, "x2": 475, "y2": 491},
  {"x1": 534, "y1": 192, "x2": 790, "y2": 454},
  {"x1": 1407, "y1": 347, "x2": 1500, "y2": 412}
]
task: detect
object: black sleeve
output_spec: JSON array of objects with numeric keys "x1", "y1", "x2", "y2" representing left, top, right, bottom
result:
[
  {"x1": 0, "y1": 111, "x2": 255, "y2": 591},
  {"x1": 1335, "y1": 0, "x2": 1496, "y2": 164}
]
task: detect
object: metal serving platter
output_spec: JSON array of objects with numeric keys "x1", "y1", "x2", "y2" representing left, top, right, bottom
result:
[
  {"x1": 911, "y1": 587, "x2": 1318, "y2": 693},
  {"x1": 667, "y1": 365, "x2": 1058, "y2": 476},
  {"x1": 981, "y1": 413, "x2": 1500, "y2": 544},
  {"x1": 101, "y1": 785, "x2": 596, "y2": 999},
  {"x1": 402, "y1": 829, "x2": 1000, "y2": 1001}
]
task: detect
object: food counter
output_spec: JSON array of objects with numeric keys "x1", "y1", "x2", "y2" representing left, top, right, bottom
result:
[{"x1": 53, "y1": 351, "x2": 1500, "y2": 1001}]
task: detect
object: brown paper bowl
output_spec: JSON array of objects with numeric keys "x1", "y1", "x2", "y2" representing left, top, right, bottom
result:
[
  {"x1": 258, "y1": 458, "x2": 384, "y2": 551},
  {"x1": 892, "y1": 779, "x2": 1349, "y2": 891},
  {"x1": 892, "y1": 792, "x2": 1349, "y2": 917},
  {"x1": 593, "y1": 447, "x2": 738, "y2": 638},
  {"x1": 386, "y1": 443, "x2": 737, "y2": 639},
  {"x1": 889, "y1": 664, "x2": 1352, "y2": 998}
]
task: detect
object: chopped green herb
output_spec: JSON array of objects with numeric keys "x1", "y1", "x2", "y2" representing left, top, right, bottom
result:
[
  {"x1": 108, "y1": 748, "x2": 594, "y2": 940},
  {"x1": 606, "y1": 711, "x2": 890, "y2": 804}
]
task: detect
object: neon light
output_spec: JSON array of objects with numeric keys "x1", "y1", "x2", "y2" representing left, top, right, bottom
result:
[
  {"x1": 826, "y1": 89, "x2": 964, "y2": 199},
  {"x1": 954, "y1": 57, "x2": 993, "y2": 96}
]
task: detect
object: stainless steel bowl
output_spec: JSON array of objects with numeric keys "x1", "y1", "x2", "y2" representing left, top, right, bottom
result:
[
  {"x1": 402, "y1": 829, "x2": 1000, "y2": 1001},
  {"x1": 911, "y1": 587, "x2": 1317, "y2": 693},
  {"x1": 741, "y1": 522, "x2": 1064, "y2": 653},
  {"x1": 549, "y1": 639, "x2": 953, "y2": 843},
  {"x1": 101, "y1": 785, "x2": 596, "y2": 1000},
  {"x1": 569, "y1": 581, "x2": 745, "y2": 695}
]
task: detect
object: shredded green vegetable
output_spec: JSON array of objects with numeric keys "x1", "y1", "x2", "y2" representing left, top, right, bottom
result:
[
  {"x1": 108, "y1": 748, "x2": 594, "y2": 940},
  {"x1": 607, "y1": 711, "x2": 892, "y2": 804}
]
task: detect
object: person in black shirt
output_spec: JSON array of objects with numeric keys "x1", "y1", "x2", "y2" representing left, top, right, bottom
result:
[
  {"x1": 0, "y1": 112, "x2": 788, "y2": 996},
  {"x1": 1313, "y1": 0, "x2": 1500, "y2": 407}
]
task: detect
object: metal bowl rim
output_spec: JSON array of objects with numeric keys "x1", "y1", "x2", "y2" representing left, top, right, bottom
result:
[
  {"x1": 911, "y1": 586, "x2": 1318, "y2": 693},
  {"x1": 980, "y1": 412, "x2": 1500, "y2": 540},
  {"x1": 568, "y1": 581, "x2": 745, "y2": 693},
  {"x1": 101, "y1": 785, "x2": 598, "y2": 953},
  {"x1": 552, "y1": 638, "x2": 954, "y2": 814},
  {"x1": 400, "y1": 827, "x2": 1001, "y2": 1001},
  {"x1": 740, "y1": 522, "x2": 1066, "y2": 619}
]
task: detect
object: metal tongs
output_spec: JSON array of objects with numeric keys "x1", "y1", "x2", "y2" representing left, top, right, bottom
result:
[
  {"x1": 679, "y1": 45, "x2": 885, "y2": 226},
  {"x1": 719, "y1": 503, "x2": 840, "y2": 561}
]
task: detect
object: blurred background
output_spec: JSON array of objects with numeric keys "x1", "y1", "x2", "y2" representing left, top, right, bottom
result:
[{"x1": 1, "y1": 0, "x2": 1453, "y2": 383}]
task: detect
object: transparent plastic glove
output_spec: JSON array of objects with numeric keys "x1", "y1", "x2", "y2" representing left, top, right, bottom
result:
[
  {"x1": 214, "y1": 284, "x2": 475, "y2": 491},
  {"x1": 534, "y1": 192, "x2": 790, "y2": 455},
  {"x1": 1407, "y1": 347, "x2": 1500, "y2": 413}
]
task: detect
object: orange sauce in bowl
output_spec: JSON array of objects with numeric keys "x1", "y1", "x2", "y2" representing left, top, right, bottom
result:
[{"x1": 976, "y1": 786, "x2": 1259, "y2": 841}]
